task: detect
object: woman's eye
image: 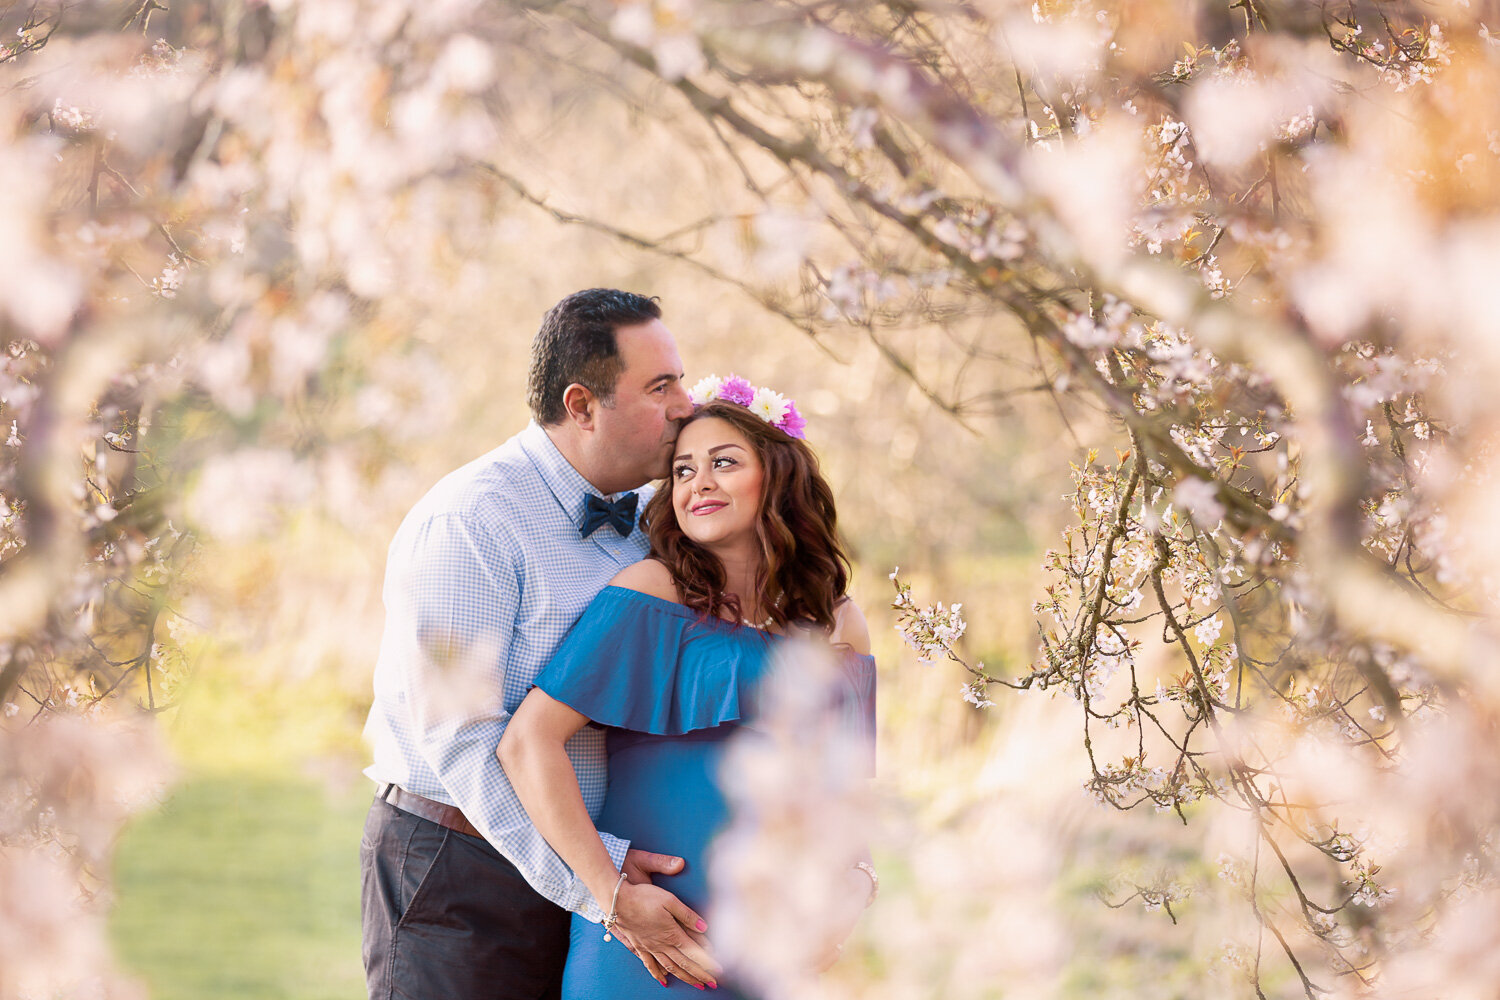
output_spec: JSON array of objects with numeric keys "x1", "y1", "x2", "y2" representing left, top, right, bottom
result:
[
  {"x1": 673, "y1": 465, "x2": 693, "y2": 479},
  {"x1": 713, "y1": 456, "x2": 736, "y2": 469}
]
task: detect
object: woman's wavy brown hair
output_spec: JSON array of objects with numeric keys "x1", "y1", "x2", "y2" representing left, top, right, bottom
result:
[{"x1": 643, "y1": 399, "x2": 850, "y2": 632}]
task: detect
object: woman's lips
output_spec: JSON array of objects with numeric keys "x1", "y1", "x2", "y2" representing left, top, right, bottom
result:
[{"x1": 690, "y1": 500, "x2": 726, "y2": 515}]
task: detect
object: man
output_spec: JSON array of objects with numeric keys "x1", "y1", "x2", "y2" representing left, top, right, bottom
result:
[{"x1": 360, "y1": 289, "x2": 713, "y2": 999}]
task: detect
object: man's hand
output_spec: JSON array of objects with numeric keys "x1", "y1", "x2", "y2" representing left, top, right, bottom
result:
[
  {"x1": 621, "y1": 847, "x2": 685, "y2": 885},
  {"x1": 611, "y1": 880, "x2": 720, "y2": 988},
  {"x1": 620, "y1": 846, "x2": 701, "y2": 984},
  {"x1": 613, "y1": 851, "x2": 717, "y2": 988}
]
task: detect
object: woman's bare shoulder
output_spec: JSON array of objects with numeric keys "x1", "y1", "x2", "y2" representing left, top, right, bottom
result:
[
  {"x1": 608, "y1": 558, "x2": 680, "y2": 603},
  {"x1": 830, "y1": 597, "x2": 871, "y2": 655}
]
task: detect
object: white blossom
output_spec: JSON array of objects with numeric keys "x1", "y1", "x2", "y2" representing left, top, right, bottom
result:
[
  {"x1": 1173, "y1": 477, "x2": 1225, "y2": 526},
  {"x1": 748, "y1": 386, "x2": 791, "y2": 425},
  {"x1": 688, "y1": 375, "x2": 724, "y2": 406},
  {"x1": 961, "y1": 679, "x2": 994, "y2": 708},
  {"x1": 1193, "y1": 614, "x2": 1224, "y2": 646}
]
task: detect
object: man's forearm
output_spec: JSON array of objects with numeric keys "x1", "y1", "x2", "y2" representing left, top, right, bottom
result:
[{"x1": 417, "y1": 716, "x2": 622, "y2": 917}]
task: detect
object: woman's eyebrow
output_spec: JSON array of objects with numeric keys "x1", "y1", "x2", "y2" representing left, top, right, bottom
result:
[{"x1": 673, "y1": 443, "x2": 746, "y2": 462}]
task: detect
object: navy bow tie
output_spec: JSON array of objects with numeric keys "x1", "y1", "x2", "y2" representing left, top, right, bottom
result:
[{"x1": 580, "y1": 492, "x2": 639, "y2": 538}]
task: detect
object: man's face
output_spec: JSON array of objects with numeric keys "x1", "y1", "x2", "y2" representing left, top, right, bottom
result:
[{"x1": 591, "y1": 319, "x2": 693, "y2": 492}]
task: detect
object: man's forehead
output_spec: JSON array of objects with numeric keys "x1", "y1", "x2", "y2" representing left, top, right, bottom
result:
[{"x1": 616, "y1": 321, "x2": 683, "y2": 381}]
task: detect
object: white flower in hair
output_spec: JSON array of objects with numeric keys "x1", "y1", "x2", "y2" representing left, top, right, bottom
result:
[
  {"x1": 688, "y1": 375, "x2": 725, "y2": 406},
  {"x1": 749, "y1": 386, "x2": 791, "y2": 425}
]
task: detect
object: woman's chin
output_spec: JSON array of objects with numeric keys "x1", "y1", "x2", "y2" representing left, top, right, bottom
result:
[{"x1": 682, "y1": 529, "x2": 749, "y2": 552}]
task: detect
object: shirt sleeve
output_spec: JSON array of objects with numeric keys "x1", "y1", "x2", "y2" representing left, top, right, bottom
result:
[{"x1": 393, "y1": 510, "x2": 628, "y2": 922}]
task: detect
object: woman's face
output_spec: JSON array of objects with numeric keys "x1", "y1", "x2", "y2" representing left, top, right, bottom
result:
[{"x1": 670, "y1": 416, "x2": 765, "y2": 551}]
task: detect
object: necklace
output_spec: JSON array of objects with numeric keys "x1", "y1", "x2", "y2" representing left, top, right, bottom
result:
[{"x1": 742, "y1": 596, "x2": 782, "y2": 630}]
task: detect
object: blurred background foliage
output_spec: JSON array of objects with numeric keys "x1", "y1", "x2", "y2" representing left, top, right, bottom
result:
[{"x1": 2, "y1": 0, "x2": 1494, "y2": 997}]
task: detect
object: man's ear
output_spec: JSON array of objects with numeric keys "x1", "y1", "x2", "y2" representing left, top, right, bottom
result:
[{"x1": 561, "y1": 383, "x2": 597, "y2": 429}]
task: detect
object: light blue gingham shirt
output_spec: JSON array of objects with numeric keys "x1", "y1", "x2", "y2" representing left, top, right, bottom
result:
[{"x1": 363, "y1": 421, "x2": 650, "y2": 922}]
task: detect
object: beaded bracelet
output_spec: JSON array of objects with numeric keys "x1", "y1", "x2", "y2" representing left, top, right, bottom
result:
[{"x1": 601, "y1": 871, "x2": 630, "y2": 942}]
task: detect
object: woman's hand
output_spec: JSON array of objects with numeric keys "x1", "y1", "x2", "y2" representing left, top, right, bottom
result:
[
  {"x1": 610, "y1": 879, "x2": 720, "y2": 988},
  {"x1": 810, "y1": 865, "x2": 875, "y2": 972}
]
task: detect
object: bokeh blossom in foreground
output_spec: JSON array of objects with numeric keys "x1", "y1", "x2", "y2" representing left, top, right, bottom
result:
[{"x1": 5, "y1": 0, "x2": 1500, "y2": 997}]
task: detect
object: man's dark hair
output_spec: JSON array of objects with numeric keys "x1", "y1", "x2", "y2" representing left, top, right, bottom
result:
[{"x1": 527, "y1": 288, "x2": 663, "y2": 425}]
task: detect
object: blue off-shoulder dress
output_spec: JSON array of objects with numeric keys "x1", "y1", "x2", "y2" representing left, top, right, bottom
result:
[{"x1": 531, "y1": 586, "x2": 876, "y2": 1000}]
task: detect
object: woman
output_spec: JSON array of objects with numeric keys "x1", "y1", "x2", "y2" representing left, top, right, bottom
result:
[{"x1": 498, "y1": 376, "x2": 876, "y2": 998}]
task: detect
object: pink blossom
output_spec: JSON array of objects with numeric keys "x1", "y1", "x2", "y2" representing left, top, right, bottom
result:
[
  {"x1": 778, "y1": 400, "x2": 807, "y2": 439},
  {"x1": 719, "y1": 374, "x2": 755, "y2": 406}
]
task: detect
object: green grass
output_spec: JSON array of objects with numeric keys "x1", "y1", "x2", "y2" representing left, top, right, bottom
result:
[{"x1": 110, "y1": 772, "x2": 371, "y2": 1000}]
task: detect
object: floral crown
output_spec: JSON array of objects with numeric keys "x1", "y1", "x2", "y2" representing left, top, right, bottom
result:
[{"x1": 686, "y1": 374, "x2": 807, "y2": 440}]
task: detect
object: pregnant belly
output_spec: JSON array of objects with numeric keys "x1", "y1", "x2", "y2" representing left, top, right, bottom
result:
[{"x1": 598, "y1": 734, "x2": 731, "y2": 911}]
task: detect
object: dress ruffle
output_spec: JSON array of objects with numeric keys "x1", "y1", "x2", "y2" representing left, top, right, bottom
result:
[{"x1": 533, "y1": 586, "x2": 783, "y2": 735}]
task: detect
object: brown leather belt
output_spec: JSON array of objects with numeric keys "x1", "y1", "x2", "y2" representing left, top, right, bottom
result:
[{"x1": 378, "y1": 783, "x2": 482, "y2": 838}]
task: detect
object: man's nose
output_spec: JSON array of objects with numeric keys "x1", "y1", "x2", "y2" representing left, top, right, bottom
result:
[{"x1": 666, "y1": 383, "x2": 693, "y2": 420}]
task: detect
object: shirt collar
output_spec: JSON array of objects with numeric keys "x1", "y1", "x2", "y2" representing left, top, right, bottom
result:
[{"x1": 520, "y1": 421, "x2": 624, "y2": 524}]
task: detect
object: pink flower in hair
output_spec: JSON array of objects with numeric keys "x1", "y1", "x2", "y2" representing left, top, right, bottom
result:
[
  {"x1": 779, "y1": 401, "x2": 807, "y2": 440},
  {"x1": 718, "y1": 375, "x2": 756, "y2": 406}
]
